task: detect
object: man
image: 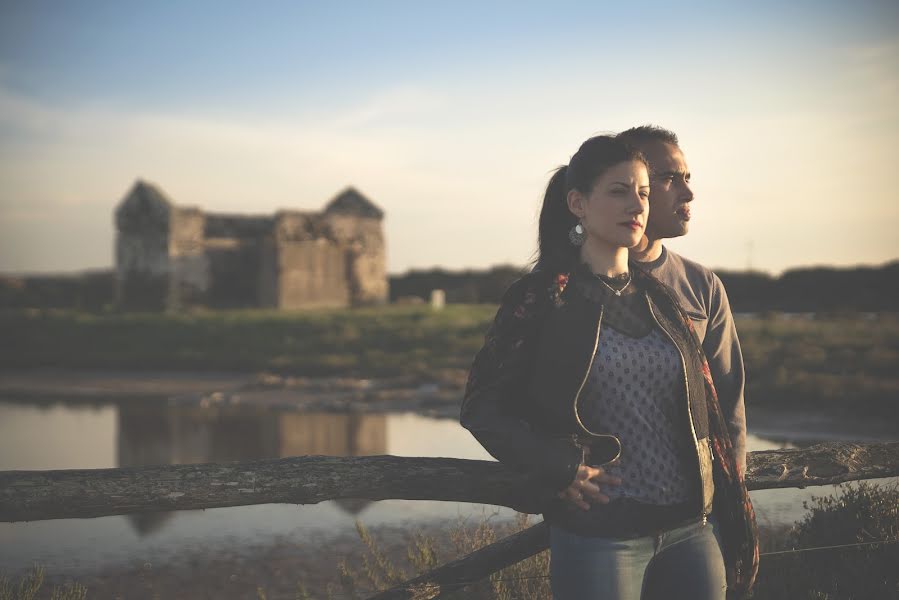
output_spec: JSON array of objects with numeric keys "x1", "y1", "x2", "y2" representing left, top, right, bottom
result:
[{"x1": 617, "y1": 125, "x2": 747, "y2": 477}]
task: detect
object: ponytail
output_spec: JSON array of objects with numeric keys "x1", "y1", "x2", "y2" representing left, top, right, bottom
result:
[{"x1": 536, "y1": 165, "x2": 579, "y2": 273}]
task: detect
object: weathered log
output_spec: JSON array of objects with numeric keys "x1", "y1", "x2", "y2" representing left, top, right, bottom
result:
[
  {"x1": 367, "y1": 441, "x2": 899, "y2": 600},
  {"x1": 368, "y1": 522, "x2": 549, "y2": 600},
  {"x1": 0, "y1": 455, "x2": 547, "y2": 522},
  {"x1": 744, "y1": 441, "x2": 899, "y2": 490},
  {"x1": 1, "y1": 442, "x2": 897, "y2": 523}
]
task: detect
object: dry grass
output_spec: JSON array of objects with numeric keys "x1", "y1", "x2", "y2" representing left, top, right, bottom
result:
[
  {"x1": 0, "y1": 566, "x2": 87, "y2": 600},
  {"x1": 317, "y1": 511, "x2": 551, "y2": 600}
]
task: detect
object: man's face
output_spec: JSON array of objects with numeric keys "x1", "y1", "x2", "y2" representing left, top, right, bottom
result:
[{"x1": 642, "y1": 141, "x2": 694, "y2": 240}]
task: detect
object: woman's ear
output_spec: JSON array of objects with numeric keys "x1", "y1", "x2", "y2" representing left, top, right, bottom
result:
[{"x1": 566, "y1": 188, "x2": 586, "y2": 219}]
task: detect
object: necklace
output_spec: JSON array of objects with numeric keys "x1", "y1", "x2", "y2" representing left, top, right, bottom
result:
[{"x1": 594, "y1": 271, "x2": 632, "y2": 297}]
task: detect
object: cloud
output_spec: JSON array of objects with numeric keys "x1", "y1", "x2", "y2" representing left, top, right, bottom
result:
[
  {"x1": 329, "y1": 85, "x2": 450, "y2": 128},
  {"x1": 0, "y1": 83, "x2": 452, "y2": 211},
  {"x1": 842, "y1": 41, "x2": 899, "y2": 123}
]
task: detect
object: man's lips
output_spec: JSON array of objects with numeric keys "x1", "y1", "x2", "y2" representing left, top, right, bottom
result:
[{"x1": 676, "y1": 205, "x2": 691, "y2": 220}]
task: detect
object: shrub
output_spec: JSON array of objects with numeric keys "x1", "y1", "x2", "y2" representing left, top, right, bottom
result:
[{"x1": 753, "y1": 481, "x2": 899, "y2": 599}]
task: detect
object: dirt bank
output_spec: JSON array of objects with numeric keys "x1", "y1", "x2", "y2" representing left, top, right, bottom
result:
[{"x1": 0, "y1": 368, "x2": 468, "y2": 419}]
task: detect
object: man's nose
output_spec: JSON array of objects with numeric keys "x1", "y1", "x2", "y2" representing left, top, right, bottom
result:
[{"x1": 681, "y1": 181, "x2": 694, "y2": 202}]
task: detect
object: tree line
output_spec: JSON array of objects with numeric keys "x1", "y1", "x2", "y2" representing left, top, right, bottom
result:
[
  {"x1": 1, "y1": 260, "x2": 896, "y2": 313},
  {"x1": 390, "y1": 260, "x2": 899, "y2": 313}
]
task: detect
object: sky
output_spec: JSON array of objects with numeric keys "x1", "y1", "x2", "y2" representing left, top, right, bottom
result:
[{"x1": 1, "y1": 1, "x2": 897, "y2": 276}]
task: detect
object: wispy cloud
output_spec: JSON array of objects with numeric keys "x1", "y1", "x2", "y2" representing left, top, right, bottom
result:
[
  {"x1": 0, "y1": 83, "x2": 451, "y2": 210},
  {"x1": 329, "y1": 85, "x2": 450, "y2": 129},
  {"x1": 842, "y1": 41, "x2": 899, "y2": 123}
]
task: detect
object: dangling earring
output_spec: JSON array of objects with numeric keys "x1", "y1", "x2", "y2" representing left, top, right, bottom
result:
[{"x1": 568, "y1": 220, "x2": 586, "y2": 246}]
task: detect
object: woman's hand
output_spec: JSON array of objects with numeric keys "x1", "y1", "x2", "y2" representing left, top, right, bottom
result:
[{"x1": 556, "y1": 464, "x2": 622, "y2": 511}]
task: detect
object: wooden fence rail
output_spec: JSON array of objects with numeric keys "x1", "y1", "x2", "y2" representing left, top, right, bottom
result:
[{"x1": 2, "y1": 441, "x2": 897, "y2": 599}]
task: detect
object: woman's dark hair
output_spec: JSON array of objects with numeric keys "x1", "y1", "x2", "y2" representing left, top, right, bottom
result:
[{"x1": 529, "y1": 135, "x2": 647, "y2": 273}]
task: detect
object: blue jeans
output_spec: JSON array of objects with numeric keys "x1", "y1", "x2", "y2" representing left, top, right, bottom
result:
[{"x1": 549, "y1": 514, "x2": 727, "y2": 600}]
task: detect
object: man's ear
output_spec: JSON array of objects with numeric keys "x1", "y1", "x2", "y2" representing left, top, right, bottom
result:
[{"x1": 566, "y1": 188, "x2": 585, "y2": 219}]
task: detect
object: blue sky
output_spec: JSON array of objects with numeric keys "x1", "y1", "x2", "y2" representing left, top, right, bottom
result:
[{"x1": 1, "y1": 1, "x2": 897, "y2": 274}]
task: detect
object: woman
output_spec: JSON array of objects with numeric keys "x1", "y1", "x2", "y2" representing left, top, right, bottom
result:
[{"x1": 459, "y1": 135, "x2": 758, "y2": 599}]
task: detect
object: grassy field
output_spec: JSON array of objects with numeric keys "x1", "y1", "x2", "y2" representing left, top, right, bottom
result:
[
  {"x1": 737, "y1": 314, "x2": 899, "y2": 413},
  {"x1": 2, "y1": 305, "x2": 492, "y2": 377},
  {"x1": 4, "y1": 306, "x2": 898, "y2": 411}
]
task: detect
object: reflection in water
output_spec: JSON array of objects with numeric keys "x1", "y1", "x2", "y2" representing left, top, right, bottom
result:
[
  {"x1": 117, "y1": 407, "x2": 387, "y2": 465},
  {"x1": 116, "y1": 407, "x2": 389, "y2": 534}
]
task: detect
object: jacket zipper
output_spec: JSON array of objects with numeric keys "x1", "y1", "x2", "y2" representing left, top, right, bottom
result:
[
  {"x1": 570, "y1": 306, "x2": 622, "y2": 464},
  {"x1": 645, "y1": 294, "x2": 708, "y2": 526}
]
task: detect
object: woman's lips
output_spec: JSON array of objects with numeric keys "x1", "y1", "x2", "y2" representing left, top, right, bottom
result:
[{"x1": 620, "y1": 221, "x2": 642, "y2": 231}]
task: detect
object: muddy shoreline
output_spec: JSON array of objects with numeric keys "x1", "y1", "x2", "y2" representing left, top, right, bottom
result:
[
  {"x1": 0, "y1": 368, "x2": 469, "y2": 419},
  {"x1": 3, "y1": 368, "x2": 897, "y2": 441}
]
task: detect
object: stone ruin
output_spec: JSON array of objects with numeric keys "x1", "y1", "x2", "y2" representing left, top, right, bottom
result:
[{"x1": 114, "y1": 180, "x2": 388, "y2": 310}]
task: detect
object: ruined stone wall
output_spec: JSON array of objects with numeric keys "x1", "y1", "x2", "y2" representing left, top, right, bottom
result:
[
  {"x1": 324, "y1": 213, "x2": 388, "y2": 306},
  {"x1": 115, "y1": 226, "x2": 170, "y2": 310},
  {"x1": 114, "y1": 182, "x2": 175, "y2": 310},
  {"x1": 203, "y1": 238, "x2": 264, "y2": 308},
  {"x1": 199, "y1": 214, "x2": 274, "y2": 308},
  {"x1": 350, "y1": 219, "x2": 389, "y2": 305},
  {"x1": 261, "y1": 212, "x2": 349, "y2": 309},
  {"x1": 167, "y1": 207, "x2": 209, "y2": 309},
  {"x1": 204, "y1": 214, "x2": 274, "y2": 239},
  {"x1": 258, "y1": 235, "x2": 281, "y2": 309},
  {"x1": 275, "y1": 240, "x2": 348, "y2": 309}
]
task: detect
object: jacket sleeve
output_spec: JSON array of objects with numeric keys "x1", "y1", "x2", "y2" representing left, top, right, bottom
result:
[
  {"x1": 460, "y1": 276, "x2": 583, "y2": 493},
  {"x1": 705, "y1": 273, "x2": 747, "y2": 476}
]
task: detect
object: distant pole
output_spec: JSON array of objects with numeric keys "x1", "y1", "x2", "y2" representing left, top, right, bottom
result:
[{"x1": 430, "y1": 289, "x2": 445, "y2": 310}]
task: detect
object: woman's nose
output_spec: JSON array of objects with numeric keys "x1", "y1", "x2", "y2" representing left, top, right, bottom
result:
[{"x1": 629, "y1": 193, "x2": 646, "y2": 212}]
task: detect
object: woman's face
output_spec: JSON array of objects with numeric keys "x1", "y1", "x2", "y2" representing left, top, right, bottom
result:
[{"x1": 568, "y1": 160, "x2": 650, "y2": 250}]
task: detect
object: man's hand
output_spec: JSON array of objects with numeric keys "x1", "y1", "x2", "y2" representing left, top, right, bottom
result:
[{"x1": 556, "y1": 463, "x2": 623, "y2": 511}]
